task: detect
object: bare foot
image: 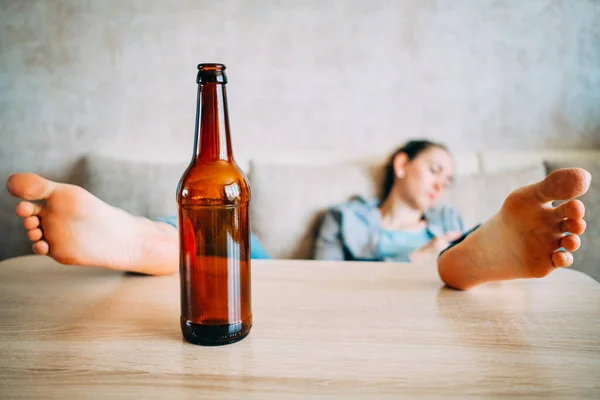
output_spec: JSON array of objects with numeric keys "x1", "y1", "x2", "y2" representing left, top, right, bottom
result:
[
  {"x1": 438, "y1": 168, "x2": 591, "y2": 290},
  {"x1": 6, "y1": 173, "x2": 178, "y2": 275}
]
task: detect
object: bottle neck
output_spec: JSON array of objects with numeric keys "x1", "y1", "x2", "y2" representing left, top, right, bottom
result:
[{"x1": 193, "y1": 82, "x2": 233, "y2": 161}]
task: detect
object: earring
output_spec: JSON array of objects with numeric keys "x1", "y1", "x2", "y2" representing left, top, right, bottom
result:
[{"x1": 396, "y1": 171, "x2": 405, "y2": 179}]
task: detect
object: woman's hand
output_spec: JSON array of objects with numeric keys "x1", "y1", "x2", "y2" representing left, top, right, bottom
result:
[{"x1": 409, "y1": 231, "x2": 463, "y2": 261}]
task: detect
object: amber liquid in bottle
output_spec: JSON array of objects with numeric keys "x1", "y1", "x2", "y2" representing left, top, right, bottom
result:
[{"x1": 177, "y1": 64, "x2": 252, "y2": 346}]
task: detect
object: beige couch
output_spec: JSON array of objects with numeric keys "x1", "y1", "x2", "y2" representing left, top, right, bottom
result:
[{"x1": 4, "y1": 150, "x2": 600, "y2": 281}]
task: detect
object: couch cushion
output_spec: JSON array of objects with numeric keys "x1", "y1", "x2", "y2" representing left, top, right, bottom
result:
[
  {"x1": 83, "y1": 154, "x2": 189, "y2": 218},
  {"x1": 440, "y1": 164, "x2": 547, "y2": 229},
  {"x1": 544, "y1": 160, "x2": 600, "y2": 282},
  {"x1": 479, "y1": 150, "x2": 600, "y2": 173}
]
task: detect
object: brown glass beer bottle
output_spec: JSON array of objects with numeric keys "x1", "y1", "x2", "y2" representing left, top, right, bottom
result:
[{"x1": 177, "y1": 63, "x2": 252, "y2": 346}]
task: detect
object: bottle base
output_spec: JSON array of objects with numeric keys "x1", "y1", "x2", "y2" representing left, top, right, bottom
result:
[{"x1": 180, "y1": 317, "x2": 252, "y2": 346}]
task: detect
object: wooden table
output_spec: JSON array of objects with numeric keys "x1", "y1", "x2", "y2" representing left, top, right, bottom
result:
[{"x1": 1, "y1": 255, "x2": 599, "y2": 399}]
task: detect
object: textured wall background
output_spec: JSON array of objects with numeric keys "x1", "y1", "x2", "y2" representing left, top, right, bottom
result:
[{"x1": 1, "y1": 0, "x2": 599, "y2": 259}]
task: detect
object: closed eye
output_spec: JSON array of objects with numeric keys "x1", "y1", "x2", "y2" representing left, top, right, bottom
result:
[{"x1": 430, "y1": 164, "x2": 442, "y2": 175}]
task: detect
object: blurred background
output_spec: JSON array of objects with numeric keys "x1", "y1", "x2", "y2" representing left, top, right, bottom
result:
[{"x1": 1, "y1": 0, "x2": 599, "y2": 260}]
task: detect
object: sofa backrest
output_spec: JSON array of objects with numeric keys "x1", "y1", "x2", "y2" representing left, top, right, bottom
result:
[{"x1": 9, "y1": 149, "x2": 598, "y2": 280}]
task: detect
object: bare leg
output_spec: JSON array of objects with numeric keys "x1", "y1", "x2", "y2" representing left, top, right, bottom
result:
[
  {"x1": 438, "y1": 168, "x2": 591, "y2": 290},
  {"x1": 6, "y1": 173, "x2": 178, "y2": 275}
]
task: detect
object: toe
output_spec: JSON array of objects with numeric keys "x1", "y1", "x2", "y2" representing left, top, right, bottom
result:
[
  {"x1": 7, "y1": 173, "x2": 58, "y2": 201},
  {"x1": 537, "y1": 168, "x2": 591, "y2": 202},
  {"x1": 27, "y1": 228, "x2": 43, "y2": 242},
  {"x1": 560, "y1": 234, "x2": 580, "y2": 252},
  {"x1": 552, "y1": 251, "x2": 573, "y2": 268},
  {"x1": 555, "y1": 199, "x2": 585, "y2": 220},
  {"x1": 32, "y1": 240, "x2": 49, "y2": 255},
  {"x1": 562, "y1": 218, "x2": 586, "y2": 235},
  {"x1": 23, "y1": 216, "x2": 40, "y2": 230},
  {"x1": 16, "y1": 201, "x2": 43, "y2": 217}
]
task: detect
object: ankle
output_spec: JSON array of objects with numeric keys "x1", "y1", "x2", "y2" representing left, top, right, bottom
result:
[{"x1": 130, "y1": 218, "x2": 179, "y2": 275}]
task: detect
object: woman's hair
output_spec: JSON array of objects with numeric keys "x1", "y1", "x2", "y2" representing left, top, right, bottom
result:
[{"x1": 380, "y1": 140, "x2": 449, "y2": 202}]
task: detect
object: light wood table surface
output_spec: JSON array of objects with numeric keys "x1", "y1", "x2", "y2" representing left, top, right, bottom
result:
[{"x1": 1, "y1": 255, "x2": 599, "y2": 399}]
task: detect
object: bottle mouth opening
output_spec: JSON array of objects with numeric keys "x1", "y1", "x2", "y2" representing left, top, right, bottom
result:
[
  {"x1": 197, "y1": 63, "x2": 227, "y2": 84},
  {"x1": 198, "y1": 63, "x2": 226, "y2": 71}
]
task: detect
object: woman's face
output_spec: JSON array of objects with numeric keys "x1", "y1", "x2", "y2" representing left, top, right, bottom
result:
[{"x1": 393, "y1": 146, "x2": 454, "y2": 211}]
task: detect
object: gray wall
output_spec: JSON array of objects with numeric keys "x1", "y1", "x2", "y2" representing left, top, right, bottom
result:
[{"x1": 1, "y1": 0, "x2": 599, "y2": 260}]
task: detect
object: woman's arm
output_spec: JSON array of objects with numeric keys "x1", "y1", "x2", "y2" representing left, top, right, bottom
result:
[{"x1": 313, "y1": 210, "x2": 346, "y2": 261}]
